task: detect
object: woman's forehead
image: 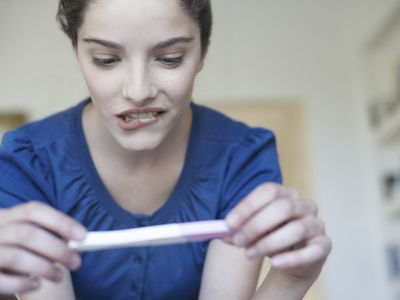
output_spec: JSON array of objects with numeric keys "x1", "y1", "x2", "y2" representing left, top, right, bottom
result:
[
  {"x1": 79, "y1": 0, "x2": 198, "y2": 44},
  {"x1": 83, "y1": 0, "x2": 186, "y2": 27}
]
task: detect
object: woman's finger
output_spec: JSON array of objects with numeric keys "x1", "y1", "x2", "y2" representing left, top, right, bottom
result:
[
  {"x1": 0, "y1": 273, "x2": 40, "y2": 295},
  {"x1": 230, "y1": 197, "x2": 315, "y2": 247},
  {"x1": 245, "y1": 216, "x2": 325, "y2": 258},
  {"x1": 0, "y1": 246, "x2": 64, "y2": 282},
  {"x1": 0, "y1": 223, "x2": 81, "y2": 270},
  {"x1": 225, "y1": 183, "x2": 284, "y2": 229},
  {"x1": 0, "y1": 202, "x2": 86, "y2": 241},
  {"x1": 284, "y1": 187, "x2": 300, "y2": 199},
  {"x1": 270, "y1": 235, "x2": 332, "y2": 270}
]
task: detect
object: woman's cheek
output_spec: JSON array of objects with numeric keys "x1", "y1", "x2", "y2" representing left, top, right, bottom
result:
[
  {"x1": 158, "y1": 69, "x2": 197, "y2": 100},
  {"x1": 86, "y1": 70, "x2": 122, "y2": 100}
]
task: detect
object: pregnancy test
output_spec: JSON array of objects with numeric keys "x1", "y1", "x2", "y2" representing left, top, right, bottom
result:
[{"x1": 68, "y1": 220, "x2": 232, "y2": 252}]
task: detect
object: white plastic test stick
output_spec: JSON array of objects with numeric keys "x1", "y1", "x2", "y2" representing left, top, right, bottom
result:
[{"x1": 68, "y1": 220, "x2": 232, "y2": 252}]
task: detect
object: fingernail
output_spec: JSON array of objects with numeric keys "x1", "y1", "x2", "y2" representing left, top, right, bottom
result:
[
  {"x1": 222, "y1": 236, "x2": 232, "y2": 244},
  {"x1": 246, "y1": 247, "x2": 258, "y2": 258},
  {"x1": 272, "y1": 257, "x2": 286, "y2": 268},
  {"x1": 30, "y1": 278, "x2": 40, "y2": 289},
  {"x1": 69, "y1": 254, "x2": 81, "y2": 270},
  {"x1": 53, "y1": 268, "x2": 63, "y2": 282},
  {"x1": 226, "y1": 213, "x2": 241, "y2": 228},
  {"x1": 72, "y1": 225, "x2": 87, "y2": 240},
  {"x1": 232, "y1": 232, "x2": 247, "y2": 246}
]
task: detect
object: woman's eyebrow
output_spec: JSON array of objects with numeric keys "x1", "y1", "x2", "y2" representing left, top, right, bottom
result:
[
  {"x1": 82, "y1": 38, "x2": 122, "y2": 49},
  {"x1": 152, "y1": 37, "x2": 194, "y2": 50},
  {"x1": 81, "y1": 36, "x2": 194, "y2": 50}
]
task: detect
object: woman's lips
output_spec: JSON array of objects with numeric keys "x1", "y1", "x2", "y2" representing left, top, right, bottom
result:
[{"x1": 116, "y1": 108, "x2": 166, "y2": 131}]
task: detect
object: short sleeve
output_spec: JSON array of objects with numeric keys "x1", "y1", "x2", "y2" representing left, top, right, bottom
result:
[
  {"x1": 0, "y1": 130, "x2": 54, "y2": 208},
  {"x1": 218, "y1": 128, "x2": 282, "y2": 219}
]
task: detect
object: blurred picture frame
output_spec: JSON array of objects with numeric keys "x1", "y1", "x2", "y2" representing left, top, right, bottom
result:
[{"x1": 0, "y1": 112, "x2": 27, "y2": 141}]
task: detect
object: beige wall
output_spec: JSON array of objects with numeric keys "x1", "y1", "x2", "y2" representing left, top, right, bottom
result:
[
  {"x1": 210, "y1": 102, "x2": 320, "y2": 299},
  {"x1": 1, "y1": 1, "x2": 398, "y2": 299}
]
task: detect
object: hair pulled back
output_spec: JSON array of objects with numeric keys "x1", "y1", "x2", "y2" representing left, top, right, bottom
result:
[{"x1": 56, "y1": 0, "x2": 212, "y2": 54}]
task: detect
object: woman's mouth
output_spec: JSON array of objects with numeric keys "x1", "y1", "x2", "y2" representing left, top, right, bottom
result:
[
  {"x1": 122, "y1": 112, "x2": 159, "y2": 122},
  {"x1": 116, "y1": 109, "x2": 166, "y2": 131}
]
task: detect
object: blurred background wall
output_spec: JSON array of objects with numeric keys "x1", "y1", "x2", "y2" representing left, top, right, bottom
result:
[{"x1": 1, "y1": 0, "x2": 400, "y2": 299}]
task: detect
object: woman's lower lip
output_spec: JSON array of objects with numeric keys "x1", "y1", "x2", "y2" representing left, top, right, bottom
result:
[{"x1": 116, "y1": 115, "x2": 160, "y2": 131}]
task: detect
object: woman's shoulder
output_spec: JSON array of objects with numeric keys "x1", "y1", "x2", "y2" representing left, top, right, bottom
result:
[
  {"x1": 0, "y1": 100, "x2": 90, "y2": 210},
  {"x1": 1, "y1": 100, "x2": 87, "y2": 153},
  {"x1": 0, "y1": 100, "x2": 88, "y2": 185},
  {"x1": 188, "y1": 103, "x2": 281, "y2": 220},
  {"x1": 192, "y1": 103, "x2": 275, "y2": 145}
]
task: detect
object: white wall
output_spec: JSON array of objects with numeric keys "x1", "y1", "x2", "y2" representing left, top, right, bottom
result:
[
  {"x1": 0, "y1": 0, "x2": 396, "y2": 299},
  {"x1": 197, "y1": 2, "x2": 392, "y2": 298},
  {"x1": 0, "y1": 0, "x2": 87, "y2": 118},
  {"x1": 343, "y1": 1, "x2": 400, "y2": 299}
]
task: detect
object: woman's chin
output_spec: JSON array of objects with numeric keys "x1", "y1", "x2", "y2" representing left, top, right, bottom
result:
[{"x1": 120, "y1": 138, "x2": 162, "y2": 153}]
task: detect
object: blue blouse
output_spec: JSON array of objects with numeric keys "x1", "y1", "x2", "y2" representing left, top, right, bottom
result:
[{"x1": 0, "y1": 100, "x2": 281, "y2": 300}]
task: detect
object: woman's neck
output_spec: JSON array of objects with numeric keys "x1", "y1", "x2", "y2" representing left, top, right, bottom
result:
[{"x1": 82, "y1": 102, "x2": 193, "y2": 172}]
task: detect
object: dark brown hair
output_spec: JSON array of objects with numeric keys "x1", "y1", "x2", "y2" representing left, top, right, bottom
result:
[{"x1": 56, "y1": 0, "x2": 212, "y2": 54}]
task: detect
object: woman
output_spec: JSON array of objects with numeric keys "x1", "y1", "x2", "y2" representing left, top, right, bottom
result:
[{"x1": 0, "y1": 0, "x2": 331, "y2": 299}]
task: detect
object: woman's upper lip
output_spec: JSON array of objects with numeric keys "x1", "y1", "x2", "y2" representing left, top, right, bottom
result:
[{"x1": 116, "y1": 107, "x2": 167, "y2": 116}]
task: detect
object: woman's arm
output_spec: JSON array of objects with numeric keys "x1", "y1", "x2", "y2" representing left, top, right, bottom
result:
[
  {"x1": 252, "y1": 267, "x2": 316, "y2": 300},
  {"x1": 199, "y1": 239, "x2": 321, "y2": 300},
  {"x1": 199, "y1": 239, "x2": 262, "y2": 300},
  {"x1": 224, "y1": 183, "x2": 331, "y2": 300}
]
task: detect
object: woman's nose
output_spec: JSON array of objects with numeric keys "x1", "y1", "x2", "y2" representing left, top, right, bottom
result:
[{"x1": 122, "y1": 64, "x2": 157, "y2": 105}]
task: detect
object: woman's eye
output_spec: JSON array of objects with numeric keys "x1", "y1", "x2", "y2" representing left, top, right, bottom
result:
[
  {"x1": 158, "y1": 56, "x2": 184, "y2": 67},
  {"x1": 92, "y1": 57, "x2": 119, "y2": 67}
]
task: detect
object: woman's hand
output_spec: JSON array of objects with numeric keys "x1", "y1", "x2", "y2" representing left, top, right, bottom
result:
[
  {"x1": 225, "y1": 183, "x2": 331, "y2": 283},
  {"x1": 0, "y1": 202, "x2": 86, "y2": 295}
]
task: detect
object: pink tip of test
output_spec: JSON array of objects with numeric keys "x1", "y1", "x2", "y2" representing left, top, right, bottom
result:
[
  {"x1": 69, "y1": 220, "x2": 232, "y2": 252},
  {"x1": 181, "y1": 220, "x2": 231, "y2": 240}
]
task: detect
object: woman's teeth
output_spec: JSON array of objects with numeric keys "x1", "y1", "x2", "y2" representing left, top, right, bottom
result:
[{"x1": 123, "y1": 112, "x2": 157, "y2": 122}]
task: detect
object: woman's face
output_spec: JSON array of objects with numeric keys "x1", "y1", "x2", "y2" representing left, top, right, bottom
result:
[{"x1": 76, "y1": 0, "x2": 204, "y2": 151}]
